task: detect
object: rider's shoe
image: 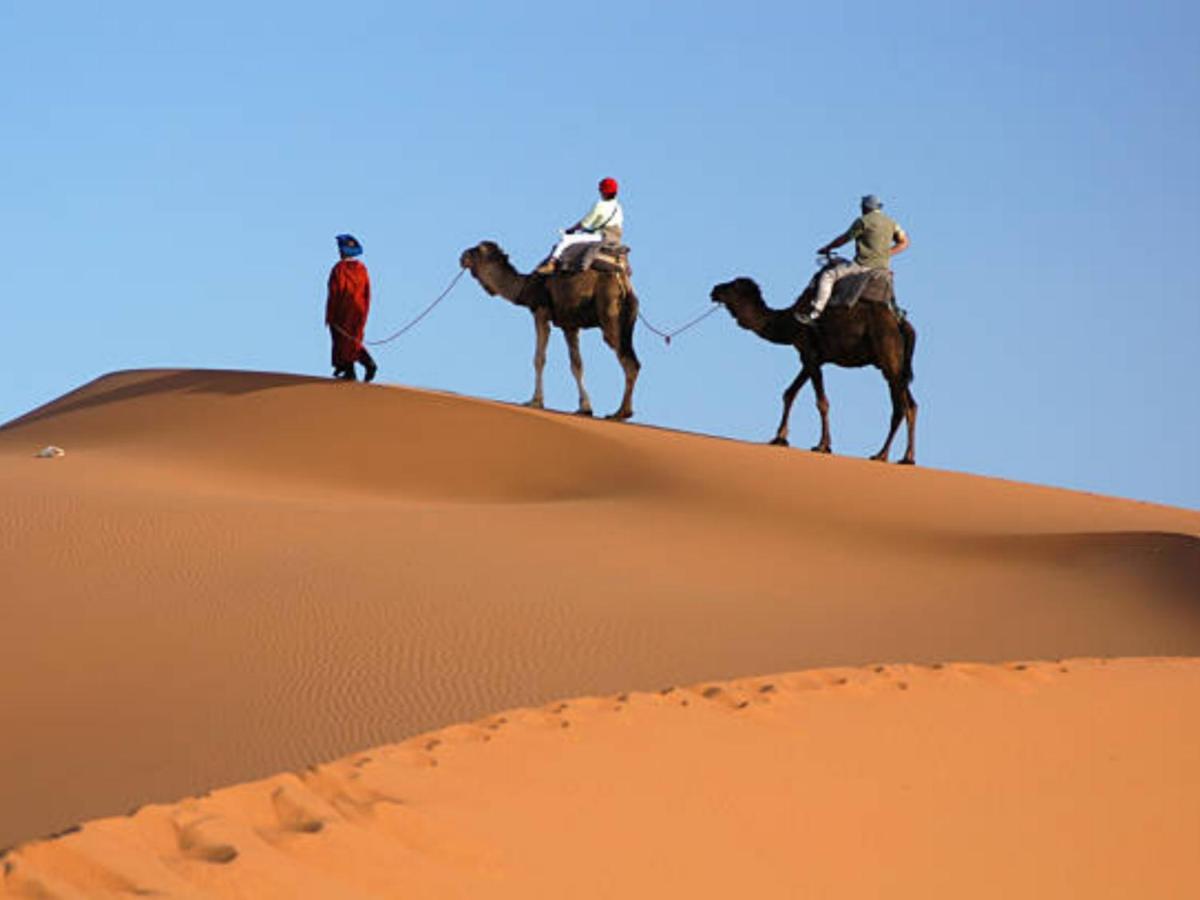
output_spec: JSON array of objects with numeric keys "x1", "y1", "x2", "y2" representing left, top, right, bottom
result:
[
  {"x1": 794, "y1": 310, "x2": 819, "y2": 326},
  {"x1": 362, "y1": 358, "x2": 378, "y2": 383}
]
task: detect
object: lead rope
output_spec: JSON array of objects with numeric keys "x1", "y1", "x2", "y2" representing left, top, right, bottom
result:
[
  {"x1": 334, "y1": 264, "x2": 717, "y2": 349},
  {"x1": 331, "y1": 268, "x2": 466, "y2": 347},
  {"x1": 637, "y1": 304, "x2": 721, "y2": 346}
]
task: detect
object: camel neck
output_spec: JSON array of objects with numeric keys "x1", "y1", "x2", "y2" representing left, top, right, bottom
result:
[{"x1": 480, "y1": 264, "x2": 529, "y2": 304}]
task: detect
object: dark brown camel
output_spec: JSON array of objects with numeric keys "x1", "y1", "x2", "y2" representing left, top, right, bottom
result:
[
  {"x1": 459, "y1": 241, "x2": 641, "y2": 420},
  {"x1": 710, "y1": 276, "x2": 918, "y2": 463}
]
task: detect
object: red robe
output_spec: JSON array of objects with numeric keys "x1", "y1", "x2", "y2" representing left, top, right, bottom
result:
[{"x1": 325, "y1": 259, "x2": 371, "y2": 368}]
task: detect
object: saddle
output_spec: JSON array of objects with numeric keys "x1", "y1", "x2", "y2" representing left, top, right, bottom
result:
[
  {"x1": 558, "y1": 241, "x2": 633, "y2": 276},
  {"x1": 830, "y1": 268, "x2": 894, "y2": 307},
  {"x1": 801, "y1": 261, "x2": 904, "y2": 319}
]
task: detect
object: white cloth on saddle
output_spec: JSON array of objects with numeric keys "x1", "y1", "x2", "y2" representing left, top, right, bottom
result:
[
  {"x1": 555, "y1": 238, "x2": 629, "y2": 273},
  {"x1": 550, "y1": 231, "x2": 602, "y2": 261}
]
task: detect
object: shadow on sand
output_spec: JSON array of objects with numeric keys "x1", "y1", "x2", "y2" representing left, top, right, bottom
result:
[
  {"x1": 0, "y1": 369, "x2": 320, "y2": 432},
  {"x1": 962, "y1": 530, "x2": 1200, "y2": 612}
]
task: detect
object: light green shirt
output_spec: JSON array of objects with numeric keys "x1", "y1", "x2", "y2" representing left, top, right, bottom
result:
[
  {"x1": 579, "y1": 198, "x2": 624, "y2": 234},
  {"x1": 849, "y1": 209, "x2": 906, "y2": 269}
]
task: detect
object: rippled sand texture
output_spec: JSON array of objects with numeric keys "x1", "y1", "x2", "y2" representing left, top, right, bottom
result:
[
  {"x1": 1, "y1": 369, "x2": 1198, "y2": 862},
  {"x1": 4, "y1": 658, "x2": 1198, "y2": 899}
]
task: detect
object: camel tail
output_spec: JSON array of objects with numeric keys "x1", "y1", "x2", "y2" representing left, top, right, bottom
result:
[{"x1": 901, "y1": 318, "x2": 917, "y2": 385}]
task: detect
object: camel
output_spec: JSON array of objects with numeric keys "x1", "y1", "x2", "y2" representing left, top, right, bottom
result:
[
  {"x1": 459, "y1": 241, "x2": 641, "y2": 420},
  {"x1": 710, "y1": 276, "x2": 918, "y2": 464}
]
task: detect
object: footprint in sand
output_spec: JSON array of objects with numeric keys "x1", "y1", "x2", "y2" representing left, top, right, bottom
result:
[
  {"x1": 271, "y1": 783, "x2": 332, "y2": 834},
  {"x1": 173, "y1": 814, "x2": 239, "y2": 864},
  {"x1": 301, "y1": 769, "x2": 405, "y2": 819}
]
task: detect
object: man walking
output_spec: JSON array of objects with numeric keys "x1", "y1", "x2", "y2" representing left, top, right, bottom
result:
[{"x1": 325, "y1": 233, "x2": 378, "y2": 382}]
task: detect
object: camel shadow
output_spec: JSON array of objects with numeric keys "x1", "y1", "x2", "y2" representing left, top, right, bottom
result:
[{"x1": 0, "y1": 369, "x2": 319, "y2": 432}]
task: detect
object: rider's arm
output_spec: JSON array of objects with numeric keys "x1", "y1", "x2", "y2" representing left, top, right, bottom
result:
[
  {"x1": 817, "y1": 231, "x2": 853, "y2": 255},
  {"x1": 890, "y1": 228, "x2": 910, "y2": 256},
  {"x1": 573, "y1": 200, "x2": 608, "y2": 235}
]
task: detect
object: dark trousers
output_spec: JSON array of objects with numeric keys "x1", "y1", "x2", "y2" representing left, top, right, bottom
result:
[
  {"x1": 336, "y1": 347, "x2": 375, "y2": 372},
  {"x1": 331, "y1": 337, "x2": 377, "y2": 380}
]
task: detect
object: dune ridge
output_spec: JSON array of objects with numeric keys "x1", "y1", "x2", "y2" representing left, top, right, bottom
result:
[
  {"x1": 3, "y1": 657, "x2": 1198, "y2": 899},
  {"x1": 1, "y1": 369, "x2": 1198, "y2": 883}
]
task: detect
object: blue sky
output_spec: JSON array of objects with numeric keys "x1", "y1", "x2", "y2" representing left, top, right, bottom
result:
[{"x1": 2, "y1": 1, "x2": 1197, "y2": 509}]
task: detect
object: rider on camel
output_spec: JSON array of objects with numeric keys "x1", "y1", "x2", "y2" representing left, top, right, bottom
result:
[
  {"x1": 538, "y1": 177, "x2": 624, "y2": 274},
  {"x1": 796, "y1": 195, "x2": 909, "y2": 325}
]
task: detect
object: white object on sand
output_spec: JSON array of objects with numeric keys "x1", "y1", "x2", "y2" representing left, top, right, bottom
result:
[{"x1": 36, "y1": 446, "x2": 66, "y2": 459}]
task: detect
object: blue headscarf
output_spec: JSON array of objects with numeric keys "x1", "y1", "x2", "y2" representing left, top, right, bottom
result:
[
  {"x1": 336, "y1": 233, "x2": 363, "y2": 258},
  {"x1": 860, "y1": 195, "x2": 883, "y2": 212}
]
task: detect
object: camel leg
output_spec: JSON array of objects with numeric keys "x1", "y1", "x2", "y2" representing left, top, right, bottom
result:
[
  {"x1": 563, "y1": 328, "x2": 593, "y2": 416},
  {"x1": 611, "y1": 346, "x2": 641, "y2": 421},
  {"x1": 771, "y1": 367, "x2": 811, "y2": 446},
  {"x1": 525, "y1": 310, "x2": 550, "y2": 410},
  {"x1": 874, "y1": 316, "x2": 917, "y2": 464},
  {"x1": 603, "y1": 282, "x2": 639, "y2": 420},
  {"x1": 871, "y1": 377, "x2": 910, "y2": 462},
  {"x1": 809, "y1": 368, "x2": 832, "y2": 453},
  {"x1": 898, "y1": 388, "x2": 918, "y2": 465}
]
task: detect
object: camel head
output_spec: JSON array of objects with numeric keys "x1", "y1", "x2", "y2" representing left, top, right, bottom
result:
[
  {"x1": 459, "y1": 240, "x2": 515, "y2": 296},
  {"x1": 710, "y1": 278, "x2": 768, "y2": 325},
  {"x1": 459, "y1": 240, "x2": 503, "y2": 271},
  {"x1": 711, "y1": 277, "x2": 801, "y2": 344}
]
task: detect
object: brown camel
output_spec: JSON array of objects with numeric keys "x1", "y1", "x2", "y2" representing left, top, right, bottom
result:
[
  {"x1": 459, "y1": 241, "x2": 641, "y2": 420},
  {"x1": 710, "y1": 276, "x2": 918, "y2": 464}
]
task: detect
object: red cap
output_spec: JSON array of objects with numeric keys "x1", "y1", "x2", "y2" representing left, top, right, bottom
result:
[{"x1": 598, "y1": 177, "x2": 619, "y2": 197}]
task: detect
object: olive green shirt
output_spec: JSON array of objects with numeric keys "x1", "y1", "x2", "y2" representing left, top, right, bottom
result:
[{"x1": 848, "y1": 209, "x2": 906, "y2": 269}]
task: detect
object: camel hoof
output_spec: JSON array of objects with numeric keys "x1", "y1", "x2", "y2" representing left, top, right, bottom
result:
[
  {"x1": 769, "y1": 437, "x2": 789, "y2": 447},
  {"x1": 870, "y1": 454, "x2": 888, "y2": 463},
  {"x1": 810, "y1": 446, "x2": 832, "y2": 454},
  {"x1": 523, "y1": 400, "x2": 544, "y2": 410},
  {"x1": 605, "y1": 410, "x2": 633, "y2": 421},
  {"x1": 897, "y1": 458, "x2": 916, "y2": 466},
  {"x1": 575, "y1": 408, "x2": 594, "y2": 418}
]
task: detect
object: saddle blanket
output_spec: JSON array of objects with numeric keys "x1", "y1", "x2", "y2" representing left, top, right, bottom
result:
[
  {"x1": 559, "y1": 242, "x2": 632, "y2": 276},
  {"x1": 830, "y1": 268, "x2": 894, "y2": 308}
]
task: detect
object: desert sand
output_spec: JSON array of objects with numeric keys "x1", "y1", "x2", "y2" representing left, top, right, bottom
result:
[{"x1": 1, "y1": 369, "x2": 1197, "y2": 897}]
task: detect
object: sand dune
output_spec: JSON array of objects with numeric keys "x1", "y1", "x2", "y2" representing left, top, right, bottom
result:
[
  {"x1": 4, "y1": 658, "x2": 1198, "y2": 898},
  {"x1": 1, "y1": 369, "x2": 1198, "y2": 893}
]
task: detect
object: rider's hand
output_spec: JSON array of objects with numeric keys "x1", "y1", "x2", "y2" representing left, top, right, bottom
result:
[{"x1": 817, "y1": 246, "x2": 830, "y2": 255}]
